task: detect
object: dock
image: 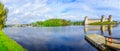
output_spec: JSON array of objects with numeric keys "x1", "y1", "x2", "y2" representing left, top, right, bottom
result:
[{"x1": 85, "y1": 34, "x2": 120, "y2": 50}]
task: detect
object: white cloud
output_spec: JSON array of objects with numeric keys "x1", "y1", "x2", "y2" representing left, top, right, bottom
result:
[
  {"x1": 0, "y1": 0, "x2": 52, "y2": 24},
  {"x1": 0, "y1": 0, "x2": 13, "y2": 4},
  {"x1": 13, "y1": 9, "x2": 20, "y2": 14},
  {"x1": 1, "y1": 0, "x2": 120, "y2": 24},
  {"x1": 23, "y1": 3, "x2": 31, "y2": 7},
  {"x1": 82, "y1": 4, "x2": 93, "y2": 11}
]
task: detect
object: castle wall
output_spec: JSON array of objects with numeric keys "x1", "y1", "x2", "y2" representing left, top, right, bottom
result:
[
  {"x1": 87, "y1": 19, "x2": 101, "y2": 24},
  {"x1": 84, "y1": 15, "x2": 113, "y2": 25},
  {"x1": 102, "y1": 18, "x2": 109, "y2": 22}
]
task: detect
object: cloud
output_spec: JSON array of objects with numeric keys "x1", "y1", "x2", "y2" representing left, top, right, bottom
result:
[
  {"x1": 0, "y1": 0, "x2": 120, "y2": 24},
  {"x1": 1, "y1": 0, "x2": 51, "y2": 24}
]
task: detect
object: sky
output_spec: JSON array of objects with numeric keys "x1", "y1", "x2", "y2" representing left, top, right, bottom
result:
[{"x1": 0, "y1": 0, "x2": 120, "y2": 24}]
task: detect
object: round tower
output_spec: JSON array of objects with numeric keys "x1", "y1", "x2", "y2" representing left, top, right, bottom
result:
[
  {"x1": 109, "y1": 15, "x2": 112, "y2": 22},
  {"x1": 84, "y1": 16, "x2": 88, "y2": 25},
  {"x1": 101, "y1": 15, "x2": 105, "y2": 22}
]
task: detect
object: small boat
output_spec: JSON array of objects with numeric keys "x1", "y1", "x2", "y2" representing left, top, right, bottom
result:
[{"x1": 85, "y1": 34, "x2": 120, "y2": 51}]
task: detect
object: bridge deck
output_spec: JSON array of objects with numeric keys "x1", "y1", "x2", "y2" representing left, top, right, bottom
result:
[{"x1": 85, "y1": 34, "x2": 120, "y2": 50}]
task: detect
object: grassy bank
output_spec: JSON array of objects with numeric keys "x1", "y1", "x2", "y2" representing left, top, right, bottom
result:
[
  {"x1": 89, "y1": 21, "x2": 119, "y2": 25},
  {"x1": 0, "y1": 31, "x2": 26, "y2": 51}
]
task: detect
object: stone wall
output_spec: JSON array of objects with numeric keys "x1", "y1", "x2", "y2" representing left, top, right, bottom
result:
[
  {"x1": 84, "y1": 15, "x2": 113, "y2": 25},
  {"x1": 87, "y1": 19, "x2": 101, "y2": 24}
]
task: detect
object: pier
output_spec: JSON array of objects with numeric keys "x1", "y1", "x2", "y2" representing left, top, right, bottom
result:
[{"x1": 85, "y1": 34, "x2": 120, "y2": 51}]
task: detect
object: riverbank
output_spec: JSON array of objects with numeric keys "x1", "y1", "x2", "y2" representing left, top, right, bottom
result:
[{"x1": 0, "y1": 31, "x2": 25, "y2": 51}]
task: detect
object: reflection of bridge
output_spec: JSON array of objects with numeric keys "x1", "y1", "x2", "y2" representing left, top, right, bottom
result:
[{"x1": 84, "y1": 25, "x2": 117, "y2": 36}]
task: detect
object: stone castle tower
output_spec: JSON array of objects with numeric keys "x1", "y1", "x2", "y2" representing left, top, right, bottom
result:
[
  {"x1": 84, "y1": 16, "x2": 88, "y2": 25},
  {"x1": 101, "y1": 15, "x2": 105, "y2": 22},
  {"x1": 84, "y1": 15, "x2": 113, "y2": 25},
  {"x1": 109, "y1": 15, "x2": 112, "y2": 22}
]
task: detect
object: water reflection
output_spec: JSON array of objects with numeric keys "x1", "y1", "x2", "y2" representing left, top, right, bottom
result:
[
  {"x1": 84, "y1": 25, "x2": 118, "y2": 36},
  {"x1": 84, "y1": 25, "x2": 118, "y2": 51},
  {"x1": 3, "y1": 25, "x2": 119, "y2": 51},
  {"x1": 3, "y1": 26, "x2": 96, "y2": 51}
]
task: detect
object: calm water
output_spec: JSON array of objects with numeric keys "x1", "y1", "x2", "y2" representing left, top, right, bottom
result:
[{"x1": 3, "y1": 25, "x2": 120, "y2": 51}]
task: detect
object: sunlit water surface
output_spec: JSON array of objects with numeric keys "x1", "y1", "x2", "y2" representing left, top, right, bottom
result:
[{"x1": 3, "y1": 25, "x2": 120, "y2": 51}]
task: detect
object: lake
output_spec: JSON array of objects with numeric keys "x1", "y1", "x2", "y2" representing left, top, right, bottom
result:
[{"x1": 3, "y1": 25, "x2": 120, "y2": 51}]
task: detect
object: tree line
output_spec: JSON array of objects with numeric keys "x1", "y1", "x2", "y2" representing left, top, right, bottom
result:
[{"x1": 31, "y1": 18, "x2": 83, "y2": 27}]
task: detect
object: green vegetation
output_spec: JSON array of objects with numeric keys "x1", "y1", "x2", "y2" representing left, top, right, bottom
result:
[
  {"x1": 89, "y1": 21, "x2": 119, "y2": 25},
  {"x1": 43, "y1": 18, "x2": 71, "y2": 26},
  {"x1": 31, "y1": 18, "x2": 83, "y2": 27},
  {"x1": 31, "y1": 21, "x2": 43, "y2": 27},
  {"x1": 0, "y1": 2, "x2": 25, "y2": 51},
  {"x1": 0, "y1": 31, "x2": 26, "y2": 51},
  {"x1": 71, "y1": 21, "x2": 83, "y2": 25},
  {"x1": 31, "y1": 19, "x2": 119, "y2": 26},
  {"x1": 0, "y1": 2, "x2": 8, "y2": 30}
]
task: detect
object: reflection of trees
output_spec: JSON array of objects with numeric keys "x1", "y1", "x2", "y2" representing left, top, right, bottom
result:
[{"x1": 84, "y1": 25, "x2": 117, "y2": 36}]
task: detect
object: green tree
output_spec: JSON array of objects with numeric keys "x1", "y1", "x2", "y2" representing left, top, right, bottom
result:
[
  {"x1": 36, "y1": 21, "x2": 43, "y2": 26},
  {"x1": 31, "y1": 21, "x2": 43, "y2": 26},
  {"x1": 61, "y1": 19, "x2": 71, "y2": 26},
  {"x1": 0, "y1": 2, "x2": 8, "y2": 30},
  {"x1": 72, "y1": 21, "x2": 83, "y2": 25},
  {"x1": 43, "y1": 18, "x2": 70, "y2": 26}
]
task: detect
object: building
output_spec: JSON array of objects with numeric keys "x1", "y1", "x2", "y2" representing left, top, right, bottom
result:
[{"x1": 84, "y1": 15, "x2": 113, "y2": 25}]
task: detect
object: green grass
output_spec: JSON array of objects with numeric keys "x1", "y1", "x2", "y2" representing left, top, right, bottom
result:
[
  {"x1": 0, "y1": 31, "x2": 26, "y2": 51},
  {"x1": 89, "y1": 21, "x2": 119, "y2": 25}
]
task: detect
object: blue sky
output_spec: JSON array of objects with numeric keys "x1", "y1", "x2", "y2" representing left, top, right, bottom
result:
[{"x1": 1, "y1": 0, "x2": 120, "y2": 24}]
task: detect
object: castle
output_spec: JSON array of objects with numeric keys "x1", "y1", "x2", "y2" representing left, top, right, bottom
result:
[{"x1": 84, "y1": 15, "x2": 113, "y2": 25}]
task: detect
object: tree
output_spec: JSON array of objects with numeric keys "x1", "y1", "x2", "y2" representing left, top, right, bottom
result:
[
  {"x1": 43, "y1": 18, "x2": 71, "y2": 26},
  {"x1": 36, "y1": 21, "x2": 43, "y2": 26},
  {"x1": 0, "y1": 2, "x2": 8, "y2": 30},
  {"x1": 72, "y1": 21, "x2": 83, "y2": 25},
  {"x1": 43, "y1": 19, "x2": 62, "y2": 26}
]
